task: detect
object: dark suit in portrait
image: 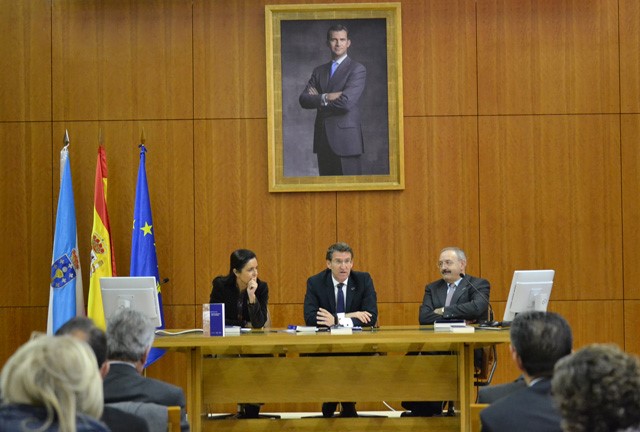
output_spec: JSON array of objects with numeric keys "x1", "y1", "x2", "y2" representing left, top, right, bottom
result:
[{"x1": 299, "y1": 51, "x2": 367, "y2": 175}]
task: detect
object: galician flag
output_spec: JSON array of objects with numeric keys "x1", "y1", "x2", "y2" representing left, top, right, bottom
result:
[
  {"x1": 48, "y1": 132, "x2": 84, "y2": 334},
  {"x1": 131, "y1": 143, "x2": 165, "y2": 366},
  {"x1": 87, "y1": 145, "x2": 117, "y2": 330}
]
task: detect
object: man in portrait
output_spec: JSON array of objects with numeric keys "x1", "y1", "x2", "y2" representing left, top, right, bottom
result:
[{"x1": 299, "y1": 24, "x2": 367, "y2": 176}]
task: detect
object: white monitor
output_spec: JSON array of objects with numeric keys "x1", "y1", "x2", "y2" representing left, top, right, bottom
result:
[
  {"x1": 100, "y1": 276, "x2": 162, "y2": 327},
  {"x1": 503, "y1": 270, "x2": 555, "y2": 322}
]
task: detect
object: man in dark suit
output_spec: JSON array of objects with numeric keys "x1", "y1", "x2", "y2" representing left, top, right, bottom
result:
[
  {"x1": 304, "y1": 242, "x2": 378, "y2": 417},
  {"x1": 477, "y1": 375, "x2": 526, "y2": 404},
  {"x1": 55, "y1": 316, "x2": 150, "y2": 432},
  {"x1": 403, "y1": 247, "x2": 491, "y2": 417},
  {"x1": 103, "y1": 308, "x2": 190, "y2": 431},
  {"x1": 480, "y1": 311, "x2": 573, "y2": 432},
  {"x1": 299, "y1": 24, "x2": 367, "y2": 176},
  {"x1": 419, "y1": 247, "x2": 490, "y2": 325}
]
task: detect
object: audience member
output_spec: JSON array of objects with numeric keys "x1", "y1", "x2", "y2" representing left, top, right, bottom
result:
[
  {"x1": 480, "y1": 311, "x2": 572, "y2": 432},
  {"x1": 477, "y1": 375, "x2": 526, "y2": 404},
  {"x1": 209, "y1": 248, "x2": 270, "y2": 418},
  {"x1": 552, "y1": 344, "x2": 640, "y2": 432},
  {"x1": 103, "y1": 308, "x2": 190, "y2": 431},
  {"x1": 56, "y1": 316, "x2": 150, "y2": 432},
  {"x1": 304, "y1": 241, "x2": 378, "y2": 418},
  {"x1": 0, "y1": 335, "x2": 108, "y2": 432}
]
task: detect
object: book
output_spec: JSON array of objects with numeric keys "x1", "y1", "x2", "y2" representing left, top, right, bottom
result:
[{"x1": 203, "y1": 303, "x2": 225, "y2": 336}]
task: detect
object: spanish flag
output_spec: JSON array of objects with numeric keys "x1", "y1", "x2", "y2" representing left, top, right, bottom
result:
[{"x1": 87, "y1": 146, "x2": 117, "y2": 329}]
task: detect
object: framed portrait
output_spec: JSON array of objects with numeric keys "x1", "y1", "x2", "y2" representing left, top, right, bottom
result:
[{"x1": 265, "y1": 3, "x2": 404, "y2": 192}]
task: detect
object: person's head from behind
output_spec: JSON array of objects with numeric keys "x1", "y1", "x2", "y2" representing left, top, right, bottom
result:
[
  {"x1": 227, "y1": 249, "x2": 258, "y2": 289},
  {"x1": 552, "y1": 344, "x2": 640, "y2": 432},
  {"x1": 326, "y1": 24, "x2": 351, "y2": 60},
  {"x1": 437, "y1": 247, "x2": 467, "y2": 284},
  {"x1": 106, "y1": 308, "x2": 155, "y2": 372},
  {"x1": 509, "y1": 311, "x2": 572, "y2": 379},
  {"x1": 56, "y1": 316, "x2": 108, "y2": 377},
  {"x1": 0, "y1": 335, "x2": 103, "y2": 432},
  {"x1": 326, "y1": 242, "x2": 354, "y2": 284}
]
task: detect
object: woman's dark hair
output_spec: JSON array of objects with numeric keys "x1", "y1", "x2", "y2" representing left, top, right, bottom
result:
[{"x1": 223, "y1": 249, "x2": 257, "y2": 283}]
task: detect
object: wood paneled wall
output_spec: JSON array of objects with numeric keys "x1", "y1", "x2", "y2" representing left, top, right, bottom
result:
[{"x1": 1, "y1": 0, "x2": 639, "y2": 392}]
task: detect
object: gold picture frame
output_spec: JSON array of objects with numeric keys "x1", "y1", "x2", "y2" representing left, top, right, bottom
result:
[{"x1": 265, "y1": 3, "x2": 404, "y2": 192}]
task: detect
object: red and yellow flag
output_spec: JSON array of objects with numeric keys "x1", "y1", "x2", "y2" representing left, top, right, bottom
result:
[{"x1": 87, "y1": 146, "x2": 117, "y2": 329}]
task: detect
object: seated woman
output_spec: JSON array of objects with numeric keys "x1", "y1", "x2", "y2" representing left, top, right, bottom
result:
[
  {"x1": 210, "y1": 249, "x2": 269, "y2": 329},
  {"x1": 209, "y1": 249, "x2": 271, "y2": 419},
  {"x1": 0, "y1": 335, "x2": 108, "y2": 432}
]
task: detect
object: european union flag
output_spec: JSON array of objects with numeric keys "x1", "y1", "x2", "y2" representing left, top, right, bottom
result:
[
  {"x1": 48, "y1": 143, "x2": 84, "y2": 335},
  {"x1": 131, "y1": 144, "x2": 165, "y2": 366}
]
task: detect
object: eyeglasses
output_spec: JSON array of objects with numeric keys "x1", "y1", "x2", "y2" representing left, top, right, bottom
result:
[
  {"x1": 437, "y1": 260, "x2": 458, "y2": 267},
  {"x1": 332, "y1": 259, "x2": 352, "y2": 266}
]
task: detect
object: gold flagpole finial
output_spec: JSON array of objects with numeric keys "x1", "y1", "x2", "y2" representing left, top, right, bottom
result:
[
  {"x1": 140, "y1": 127, "x2": 146, "y2": 145},
  {"x1": 64, "y1": 129, "x2": 70, "y2": 146},
  {"x1": 98, "y1": 128, "x2": 104, "y2": 146}
]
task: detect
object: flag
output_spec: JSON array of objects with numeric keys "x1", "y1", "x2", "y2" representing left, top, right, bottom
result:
[
  {"x1": 87, "y1": 146, "x2": 117, "y2": 330},
  {"x1": 48, "y1": 141, "x2": 84, "y2": 334},
  {"x1": 131, "y1": 143, "x2": 165, "y2": 366}
]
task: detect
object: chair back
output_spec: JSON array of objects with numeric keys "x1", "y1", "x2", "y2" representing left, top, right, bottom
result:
[
  {"x1": 470, "y1": 403, "x2": 489, "y2": 432},
  {"x1": 167, "y1": 405, "x2": 181, "y2": 432}
]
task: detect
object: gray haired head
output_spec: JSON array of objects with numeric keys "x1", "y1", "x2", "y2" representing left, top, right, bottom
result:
[{"x1": 106, "y1": 308, "x2": 155, "y2": 362}]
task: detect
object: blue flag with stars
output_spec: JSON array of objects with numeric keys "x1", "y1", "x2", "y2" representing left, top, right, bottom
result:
[{"x1": 131, "y1": 144, "x2": 165, "y2": 367}]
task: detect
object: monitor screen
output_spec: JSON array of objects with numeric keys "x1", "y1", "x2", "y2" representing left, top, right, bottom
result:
[
  {"x1": 503, "y1": 270, "x2": 555, "y2": 322},
  {"x1": 100, "y1": 276, "x2": 162, "y2": 327}
]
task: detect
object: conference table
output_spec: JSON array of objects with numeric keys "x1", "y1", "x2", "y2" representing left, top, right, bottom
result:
[{"x1": 153, "y1": 326, "x2": 510, "y2": 431}]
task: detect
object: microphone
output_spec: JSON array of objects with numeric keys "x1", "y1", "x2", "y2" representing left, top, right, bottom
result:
[
  {"x1": 459, "y1": 273, "x2": 495, "y2": 324},
  {"x1": 159, "y1": 277, "x2": 170, "y2": 286}
]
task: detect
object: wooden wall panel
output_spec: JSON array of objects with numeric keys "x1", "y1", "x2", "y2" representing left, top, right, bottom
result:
[
  {"x1": 0, "y1": 308, "x2": 48, "y2": 362},
  {"x1": 337, "y1": 116, "x2": 480, "y2": 303},
  {"x1": 194, "y1": 119, "x2": 336, "y2": 308},
  {"x1": 51, "y1": 0, "x2": 193, "y2": 121},
  {"x1": 50, "y1": 121, "x2": 195, "y2": 309},
  {"x1": 193, "y1": 0, "x2": 267, "y2": 119},
  {"x1": 402, "y1": 0, "x2": 477, "y2": 116},
  {"x1": 479, "y1": 115, "x2": 622, "y2": 301},
  {"x1": 0, "y1": 123, "x2": 52, "y2": 307},
  {"x1": 477, "y1": 0, "x2": 619, "y2": 115},
  {"x1": 625, "y1": 301, "x2": 640, "y2": 356},
  {"x1": 620, "y1": 0, "x2": 640, "y2": 113},
  {"x1": 622, "y1": 115, "x2": 640, "y2": 299},
  {"x1": 0, "y1": 0, "x2": 51, "y2": 121}
]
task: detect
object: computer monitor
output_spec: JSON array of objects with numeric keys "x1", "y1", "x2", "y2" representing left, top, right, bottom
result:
[
  {"x1": 100, "y1": 276, "x2": 162, "y2": 327},
  {"x1": 503, "y1": 270, "x2": 555, "y2": 322}
]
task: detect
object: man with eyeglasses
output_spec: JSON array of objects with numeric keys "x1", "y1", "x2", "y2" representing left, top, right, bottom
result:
[
  {"x1": 303, "y1": 241, "x2": 378, "y2": 418},
  {"x1": 419, "y1": 247, "x2": 490, "y2": 324},
  {"x1": 401, "y1": 247, "x2": 491, "y2": 417}
]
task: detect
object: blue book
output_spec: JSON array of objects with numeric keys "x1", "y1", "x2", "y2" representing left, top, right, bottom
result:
[{"x1": 203, "y1": 303, "x2": 225, "y2": 336}]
